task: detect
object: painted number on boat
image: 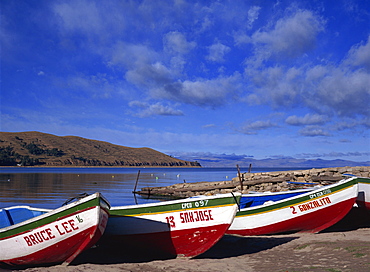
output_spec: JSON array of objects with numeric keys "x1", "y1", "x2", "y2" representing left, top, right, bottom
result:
[
  {"x1": 290, "y1": 196, "x2": 332, "y2": 214},
  {"x1": 309, "y1": 189, "x2": 331, "y2": 199},
  {"x1": 23, "y1": 218, "x2": 81, "y2": 247},
  {"x1": 166, "y1": 216, "x2": 176, "y2": 228},
  {"x1": 180, "y1": 210, "x2": 214, "y2": 223},
  {"x1": 181, "y1": 199, "x2": 209, "y2": 209},
  {"x1": 165, "y1": 209, "x2": 214, "y2": 228}
]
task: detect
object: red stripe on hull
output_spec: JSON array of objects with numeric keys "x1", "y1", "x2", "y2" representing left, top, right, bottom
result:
[
  {"x1": 0, "y1": 225, "x2": 102, "y2": 267},
  {"x1": 227, "y1": 197, "x2": 356, "y2": 236},
  {"x1": 104, "y1": 223, "x2": 230, "y2": 258}
]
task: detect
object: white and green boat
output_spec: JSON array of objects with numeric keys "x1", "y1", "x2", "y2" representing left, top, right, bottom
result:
[
  {"x1": 102, "y1": 193, "x2": 240, "y2": 258},
  {"x1": 0, "y1": 193, "x2": 110, "y2": 268}
]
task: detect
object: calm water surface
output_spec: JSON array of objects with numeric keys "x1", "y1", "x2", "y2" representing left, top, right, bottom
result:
[{"x1": 0, "y1": 167, "x2": 290, "y2": 208}]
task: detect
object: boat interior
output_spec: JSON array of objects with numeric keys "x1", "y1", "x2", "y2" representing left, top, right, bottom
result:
[{"x1": 0, "y1": 207, "x2": 46, "y2": 228}]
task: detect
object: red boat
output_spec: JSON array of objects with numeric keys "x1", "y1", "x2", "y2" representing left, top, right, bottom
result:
[{"x1": 227, "y1": 177, "x2": 358, "y2": 236}]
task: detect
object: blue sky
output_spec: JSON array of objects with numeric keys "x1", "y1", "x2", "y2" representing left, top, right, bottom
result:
[{"x1": 1, "y1": 0, "x2": 369, "y2": 163}]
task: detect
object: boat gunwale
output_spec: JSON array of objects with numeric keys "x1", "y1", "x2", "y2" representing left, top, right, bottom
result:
[
  {"x1": 235, "y1": 177, "x2": 358, "y2": 217},
  {"x1": 358, "y1": 177, "x2": 370, "y2": 184},
  {"x1": 109, "y1": 193, "x2": 241, "y2": 216},
  {"x1": 111, "y1": 192, "x2": 240, "y2": 209},
  {"x1": 110, "y1": 203, "x2": 238, "y2": 217}
]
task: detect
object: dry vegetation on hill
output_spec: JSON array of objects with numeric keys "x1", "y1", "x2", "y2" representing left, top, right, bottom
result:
[{"x1": 0, "y1": 131, "x2": 200, "y2": 167}]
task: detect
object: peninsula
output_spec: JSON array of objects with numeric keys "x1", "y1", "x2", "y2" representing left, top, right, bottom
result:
[{"x1": 0, "y1": 131, "x2": 200, "y2": 167}]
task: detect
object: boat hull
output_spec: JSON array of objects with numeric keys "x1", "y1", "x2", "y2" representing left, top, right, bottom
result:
[
  {"x1": 0, "y1": 193, "x2": 109, "y2": 268},
  {"x1": 108, "y1": 222, "x2": 231, "y2": 258},
  {"x1": 102, "y1": 193, "x2": 240, "y2": 258},
  {"x1": 227, "y1": 177, "x2": 358, "y2": 236},
  {"x1": 357, "y1": 178, "x2": 370, "y2": 210}
]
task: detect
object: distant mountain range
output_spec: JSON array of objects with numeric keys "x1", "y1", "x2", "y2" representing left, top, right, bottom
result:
[
  {"x1": 171, "y1": 153, "x2": 370, "y2": 168},
  {"x1": 0, "y1": 131, "x2": 200, "y2": 167}
]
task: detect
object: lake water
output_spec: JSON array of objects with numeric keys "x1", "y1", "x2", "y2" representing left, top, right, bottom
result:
[{"x1": 0, "y1": 167, "x2": 295, "y2": 209}]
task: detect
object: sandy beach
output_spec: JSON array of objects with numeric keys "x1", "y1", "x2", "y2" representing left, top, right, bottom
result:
[{"x1": 1, "y1": 207, "x2": 369, "y2": 272}]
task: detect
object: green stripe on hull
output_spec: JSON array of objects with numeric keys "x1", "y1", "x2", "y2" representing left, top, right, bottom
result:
[
  {"x1": 0, "y1": 195, "x2": 103, "y2": 239},
  {"x1": 358, "y1": 177, "x2": 370, "y2": 185},
  {"x1": 110, "y1": 195, "x2": 240, "y2": 217},
  {"x1": 235, "y1": 178, "x2": 357, "y2": 217}
]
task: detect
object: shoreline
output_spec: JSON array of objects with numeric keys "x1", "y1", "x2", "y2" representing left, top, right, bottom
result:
[
  {"x1": 0, "y1": 165, "x2": 203, "y2": 168},
  {"x1": 1, "y1": 165, "x2": 369, "y2": 169}
]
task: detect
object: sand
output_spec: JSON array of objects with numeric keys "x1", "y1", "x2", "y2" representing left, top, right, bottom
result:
[{"x1": 2, "y1": 208, "x2": 369, "y2": 272}]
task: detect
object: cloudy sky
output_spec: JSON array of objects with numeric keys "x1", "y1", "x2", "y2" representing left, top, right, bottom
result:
[{"x1": 1, "y1": 0, "x2": 369, "y2": 163}]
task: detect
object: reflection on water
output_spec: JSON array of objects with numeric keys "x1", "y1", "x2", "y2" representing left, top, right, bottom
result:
[{"x1": 0, "y1": 167, "x2": 254, "y2": 209}]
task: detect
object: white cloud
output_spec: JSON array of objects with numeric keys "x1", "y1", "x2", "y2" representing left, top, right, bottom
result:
[
  {"x1": 125, "y1": 62, "x2": 172, "y2": 89},
  {"x1": 231, "y1": 6, "x2": 260, "y2": 46},
  {"x1": 333, "y1": 117, "x2": 370, "y2": 131},
  {"x1": 299, "y1": 126, "x2": 330, "y2": 137},
  {"x1": 285, "y1": 114, "x2": 328, "y2": 126},
  {"x1": 202, "y1": 124, "x2": 216, "y2": 128},
  {"x1": 53, "y1": 0, "x2": 104, "y2": 36},
  {"x1": 238, "y1": 120, "x2": 278, "y2": 135},
  {"x1": 306, "y1": 66, "x2": 370, "y2": 117},
  {"x1": 109, "y1": 42, "x2": 158, "y2": 70},
  {"x1": 247, "y1": 6, "x2": 261, "y2": 29},
  {"x1": 108, "y1": 40, "x2": 240, "y2": 108},
  {"x1": 233, "y1": 31, "x2": 252, "y2": 46},
  {"x1": 246, "y1": 66, "x2": 303, "y2": 107},
  {"x1": 164, "y1": 31, "x2": 196, "y2": 54},
  {"x1": 207, "y1": 42, "x2": 231, "y2": 62},
  {"x1": 250, "y1": 9, "x2": 325, "y2": 60},
  {"x1": 129, "y1": 101, "x2": 184, "y2": 117},
  {"x1": 345, "y1": 35, "x2": 370, "y2": 70},
  {"x1": 152, "y1": 73, "x2": 242, "y2": 107},
  {"x1": 198, "y1": 17, "x2": 213, "y2": 33},
  {"x1": 245, "y1": 35, "x2": 370, "y2": 118}
]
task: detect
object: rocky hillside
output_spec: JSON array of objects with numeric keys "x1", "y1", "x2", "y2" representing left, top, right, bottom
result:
[{"x1": 0, "y1": 131, "x2": 201, "y2": 167}]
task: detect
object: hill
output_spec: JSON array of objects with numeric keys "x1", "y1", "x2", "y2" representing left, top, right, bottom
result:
[{"x1": 0, "y1": 131, "x2": 201, "y2": 167}]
